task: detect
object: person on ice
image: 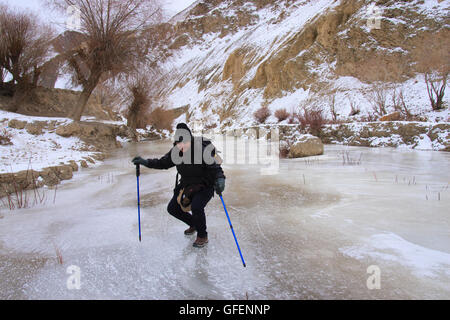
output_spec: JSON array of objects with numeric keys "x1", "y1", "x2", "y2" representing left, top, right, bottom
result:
[{"x1": 132, "y1": 123, "x2": 226, "y2": 248}]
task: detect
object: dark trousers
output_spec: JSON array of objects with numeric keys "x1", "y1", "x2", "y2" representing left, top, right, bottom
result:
[{"x1": 167, "y1": 186, "x2": 214, "y2": 238}]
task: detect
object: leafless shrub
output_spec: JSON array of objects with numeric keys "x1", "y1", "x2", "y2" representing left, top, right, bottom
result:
[
  {"x1": 327, "y1": 92, "x2": 338, "y2": 122},
  {"x1": 392, "y1": 87, "x2": 413, "y2": 120},
  {"x1": 341, "y1": 151, "x2": 362, "y2": 166},
  {"x1": 424, "y1": 73, "x2": 448, "y2": 111},
  {"x1": 296, "y1": 106, "x2": 326, "y2": 137},
  {"x1": 0, "y1": 128, "x2": 12, "y2": 145},
  {"x1": 363, "y1": 83, "x2": 389, "y2": 117},
  {"x1": 274, "y1": 108, "x2": 289, "y2": 122},
  {"x1": 287, "y1": 107, "x2": 299, "y2": 124},
  {"x1": 125, "y1": 76, "x2": 151, "y2": 141},
  {"x1": 53, "y1": 243, "x2": 63, "y2": 265},
  {"x1": 413, "y1": 31, "x2": 449, "y2": 111},
  {"x1": 287, "y1": 114, "x2": 297, "y2": 124},
  {"x1": 358, "y1": 55, "x2": 413, "y2": 118},
  {"x1": 0, "y1": 165, "x2": 49, "y2": 210},
  {"x1": 254, "y1": 106, "x2": 271, "y2": 124},
  {"x1": 347, "y1": 96, "x2": 360, "y2": 117}
]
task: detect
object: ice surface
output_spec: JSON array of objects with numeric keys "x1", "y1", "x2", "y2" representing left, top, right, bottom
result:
[{"x1": 0, "y1": 141, "x2": 449, "y2": 299}]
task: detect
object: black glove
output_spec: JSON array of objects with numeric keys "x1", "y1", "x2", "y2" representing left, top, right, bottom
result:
[
  {"x1": 214, "y1": 177, "x2": 225, "y2": 195},
  {"x1": 132, "y1": 156, "x2": 149, "y2": 167}
]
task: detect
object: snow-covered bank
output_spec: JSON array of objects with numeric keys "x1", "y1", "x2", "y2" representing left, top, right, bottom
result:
[
  {"x1": 0, "y1": 109, "x2": 174, "y2": 198},
  {"x1": 320, "y1": 121, "x2": 450, "y2": 151},
  {"x1": 0, "y1": 110, "x2": 106, "y2": 175},
  {"x1": 222, "y1": 121, "x2": 450, "y2": 152}
]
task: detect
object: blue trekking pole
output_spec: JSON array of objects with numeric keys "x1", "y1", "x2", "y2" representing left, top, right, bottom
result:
[
  {"x1": 135, "y1": 164, "x2": 142, "y2": 242},
  {"x1": 219, "y1": 193, "x2": 246, "y2": 267}
]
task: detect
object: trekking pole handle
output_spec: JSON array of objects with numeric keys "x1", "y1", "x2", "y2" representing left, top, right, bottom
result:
[{"x1": 136, "y1": 163, "x2": 140, "y2": 177}]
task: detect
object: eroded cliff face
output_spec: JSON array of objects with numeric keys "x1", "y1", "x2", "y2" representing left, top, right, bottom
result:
[{"x1": 145, "y1": 0, "x2": 449, "y2": 128}]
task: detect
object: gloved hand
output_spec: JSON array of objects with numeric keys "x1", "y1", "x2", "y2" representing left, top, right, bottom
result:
[
  {"x1": 132, "y1": 156, "x2": 149, "y2": 167},
  {"x1": 214, "y1": 177, "x2": 225, "y2": 195}
]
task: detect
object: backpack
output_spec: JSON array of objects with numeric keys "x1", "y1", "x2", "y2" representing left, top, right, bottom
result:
[{"x1": 174, "y1": 137, "x2": 222, "y2": 189}]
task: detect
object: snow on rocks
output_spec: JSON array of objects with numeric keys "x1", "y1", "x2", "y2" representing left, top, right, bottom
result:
[
  {"x1": 287, "y1": 134, "x2": 324, "y2": 158},
  {"x1": 321, "y1": 121, "x2": 450, "y2": 151},
  {"x1": 0, "y1": 110, "x2": 125, "y2": 197}
]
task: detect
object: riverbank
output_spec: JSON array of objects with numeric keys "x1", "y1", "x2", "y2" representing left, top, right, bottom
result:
[
  {"x1": 2, "y1": 109, "x2": 449, "y2": 200},
  {"x1": 223, "y1": 121, "x2": 450, "y2": 152},
  {"x1": 0, "y1": 110, "x2": 166, "y2": 198}
]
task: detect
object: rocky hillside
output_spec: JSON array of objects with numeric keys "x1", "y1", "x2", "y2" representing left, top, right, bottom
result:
[
  {"x1": 147, "y1": 0, "x2": 449, "y2": 128},
  {"x1": 0, "y1": 86, "x2": 121, "y2": 121}
]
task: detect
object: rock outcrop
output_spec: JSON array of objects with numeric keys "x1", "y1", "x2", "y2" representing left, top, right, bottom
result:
[
  {"x1": 379, "y1": 112, "x2": 401, "y2": 122},
  {"x1": 55, "y1": 121, "x2": 125, "y2": 152},
  {"x1": 0, "y1": 164, "x2": 77, "y2": 197}
]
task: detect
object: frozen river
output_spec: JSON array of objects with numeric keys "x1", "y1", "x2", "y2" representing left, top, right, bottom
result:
[{"x1": 0, "y1": 140, "x2": 449, "y2": 299}]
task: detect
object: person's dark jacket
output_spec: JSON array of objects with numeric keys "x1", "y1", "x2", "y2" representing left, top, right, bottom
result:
[{"x1": 143, "y1": 137, "x2": 225, "y2": 189}]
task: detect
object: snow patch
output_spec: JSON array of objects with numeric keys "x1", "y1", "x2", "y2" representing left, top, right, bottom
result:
[{"x1": 340, "y1": 232, "x2": 450, "y2": 278}]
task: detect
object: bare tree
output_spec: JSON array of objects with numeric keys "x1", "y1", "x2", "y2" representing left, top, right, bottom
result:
[
  {"x1": 0, "y1": 5, "x2": 55, "y2": 109},
  {"x1": 48, "y1": 0, "x2": 163, "y2": 121},
  {"x1": 103, "y1": 57, "x2": 163, "y2": 140}
]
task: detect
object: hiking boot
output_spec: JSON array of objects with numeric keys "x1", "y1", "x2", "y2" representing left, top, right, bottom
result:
[
  {"x1": 184, "y1": 226, "x2": 196, "y2": 235},
  {"x1": 193, "y1": 236, "x2": 208, "y2": 248}
]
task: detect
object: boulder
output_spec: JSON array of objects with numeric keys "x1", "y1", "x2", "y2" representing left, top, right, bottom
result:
[
  {"x1": 80, "y1": 160, "x2": 88, "y2": 168},
  {"x1": 288, "y1": 134, "x2": 324, "y2": 158},
  {"x1": 0, "y1": 170, "x2": 42, "y2": 196},
  {"x1": 8, "y1": 119, "x2": 27, "y2": 129},
  {"x1": 55, "y1": 122, "x2": 80, "y2": 137},
  {"x1": 25, "y1": 121, "x2": 46, "y2": 135},
  {"x1": 379, "y1": 112, "x2": 401, "y2": 122},
  {"x1": 68, "y1": 160, "x2": 79, "y2": 172},
  {"x1": 39, "y1": 168, "x2": 61, "y2": 186},
  {"x1": 52, "y1": 165, "x2": 73, "y2": 181},
  {"x1": 84, "y1": 157, "x2": 95, "y2": 164},
  {"x1": 39, "y1": 165, "x2": 73, "y2": 186}
]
